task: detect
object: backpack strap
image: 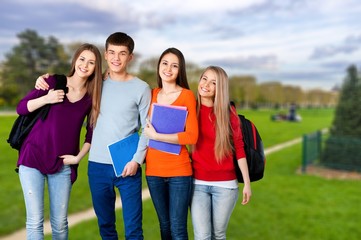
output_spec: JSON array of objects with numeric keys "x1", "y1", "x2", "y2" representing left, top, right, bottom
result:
[
  {"x1": 39, "y1": 74, "x2": 68, "y2": 120},
  {"x1": 250, "y1": 122, "x2": 257, "y2": 150},
  {"x1": 54, "y1": 74, "x2": 68, "y2": 93}
]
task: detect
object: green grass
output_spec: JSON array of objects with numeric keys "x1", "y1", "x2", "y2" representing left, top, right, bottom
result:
[
  {"x1": 240, "y1": 108, "x2": 335, "y2": 147},
  {"x1": 62, "y1": 143, "x2": 361, "y2": 240},
  {"x1": 0, "y1": 116, "x2": 28, "y2": 234},
  {"x1": 1, "y1": 108, "x2": 348, "y2": 239},
  {"x1": 0, "y1": 115, "x2": 93, "y2": 235},
  {"x1": 243, "y1": 144, "x2": 361, "y2": 240}
]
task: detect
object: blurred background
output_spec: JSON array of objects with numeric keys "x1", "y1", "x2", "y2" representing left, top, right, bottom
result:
[
  {"x1": 1, "y1": 1, "x2": 361, "y2": 239},
  {"x1": 1, "y1": 0, "x2": 360, "y2": 107}
]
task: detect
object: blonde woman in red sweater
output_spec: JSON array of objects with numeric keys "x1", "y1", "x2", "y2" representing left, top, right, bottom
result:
[{"x1": 190, "y1": 66, "x2": 252, "y2": 240}]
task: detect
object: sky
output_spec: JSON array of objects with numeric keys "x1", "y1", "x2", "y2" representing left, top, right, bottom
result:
[{"x1": 1, "y1": 0, "x2": 360, "y2": 91}]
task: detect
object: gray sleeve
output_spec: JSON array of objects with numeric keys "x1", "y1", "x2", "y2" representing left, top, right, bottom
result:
[{"x1": 132, "y1": 85, "x2": 151, "y2": 164}]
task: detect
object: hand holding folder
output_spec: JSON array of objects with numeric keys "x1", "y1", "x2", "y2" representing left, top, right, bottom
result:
[
  {"x1": 148, "y1": 103, "x2": 188, "y2": 155},
  {"x1": 107, "y1": 132, "x2": 139, "y2": 177}
]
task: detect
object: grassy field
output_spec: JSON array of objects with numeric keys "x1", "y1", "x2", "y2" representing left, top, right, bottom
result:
[
  {"x1": 56, "y1": 143, "x2": 361, "y2": 240},
  {"x1": 4, "y1": 108, "x2": 359, "y2": 239}
]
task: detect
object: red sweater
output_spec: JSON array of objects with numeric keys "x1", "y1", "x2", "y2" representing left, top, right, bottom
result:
[{"x1": 191, "y1": 105, "x2": 246, "y2": 181}]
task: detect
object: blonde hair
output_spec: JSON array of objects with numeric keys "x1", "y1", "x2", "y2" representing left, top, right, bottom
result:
[{"x1": 196, "y1": 66, "x2": 233, "y2": 162}]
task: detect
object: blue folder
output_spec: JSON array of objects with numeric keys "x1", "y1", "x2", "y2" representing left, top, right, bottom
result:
[
  {"x1": 107, "y1": 132, "x2": 139, "y2": 177},
  {"x1": 148, "y1": 103, "x2": 187, "y2": 155}
]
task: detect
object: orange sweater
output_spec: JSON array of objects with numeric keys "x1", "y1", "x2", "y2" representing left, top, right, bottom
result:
[{"x1": 145, "y1": 88, "x2": 198, "y2": 177}]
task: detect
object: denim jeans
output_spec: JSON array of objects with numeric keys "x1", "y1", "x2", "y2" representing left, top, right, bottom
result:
[
  {"x1": 88, "y1": 161, "x2": 143, "y2": 240},
  {"x1": 190, "y1": 184, "x2": 239, "y2": 240},
  {"x1": 146, "y1": 176, "x2": 193, "y2": 240},
  {"x1": 19, "y1": 164, "x2": 72, "y2": 240}
]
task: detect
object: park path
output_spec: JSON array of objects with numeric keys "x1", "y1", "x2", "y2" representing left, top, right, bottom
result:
[
  {"x1": 0, "y1": 111, "x2": 16, "y2": 116},
  {"x1": 0, "y1": 137, "x2": 303, "y2": 240}
]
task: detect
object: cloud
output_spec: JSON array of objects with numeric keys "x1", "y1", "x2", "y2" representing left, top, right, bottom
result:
[
  {"x1": 320, "y1": 61, "x2": 357, "y2": 71},
  {"x1": 310, "y1": 33, "x2": 361, "y2": 59},
  {"x1": 255, "y1": 69, "x2": 345, "y2": 90},
  {"x1": 229, "y1": 0, "x2": 310, "y2": 16},
  {"x1": 0, "y1": 1, "x2": 147, "y2": 57},
  {"x1": 204, "y1": 54, "x2": 278, "y2": 70},
  {"x1": 278, "y1": 70, "x2": 336, "y2": 80},
  {"x1": 1, "y1": 0, "x2": 361, "y2": 91}
]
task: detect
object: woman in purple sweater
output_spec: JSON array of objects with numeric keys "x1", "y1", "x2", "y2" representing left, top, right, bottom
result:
[{"x1": 17, "y1": 43, "x2": 103, "y2": 240}]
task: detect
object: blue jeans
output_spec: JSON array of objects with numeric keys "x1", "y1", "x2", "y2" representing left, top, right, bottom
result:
[
  {"x1": 19, "y1": 164, "x2": 72, "y2": 240},
  {"x1": 190, "y1": 184, "x2": 239, "y2": 240},
  {"x1": 88, "y1": 161, "x2": 143, "y2": 240},
  {"x1": 146, "y1": 176, "x2": 193, "y2": 240}
]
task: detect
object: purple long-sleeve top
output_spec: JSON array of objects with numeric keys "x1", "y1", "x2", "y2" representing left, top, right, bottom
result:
[{"x1": 16, "y1": 75, "x2": 93, "y2": 183}]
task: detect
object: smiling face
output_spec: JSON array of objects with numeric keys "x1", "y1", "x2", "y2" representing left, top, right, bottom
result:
[
  {"x1": 198, "y1": 69, "x2": 216, "y2": 102},
  {"x1": 74, "y1": 50, "x2": 96, "y2": 79},
  {"x1": 104, "y1": 44, "x2": 133, "y2": 74},
  {"x1": 158, "y1": 53, "x2": 179, "y2": 84}
]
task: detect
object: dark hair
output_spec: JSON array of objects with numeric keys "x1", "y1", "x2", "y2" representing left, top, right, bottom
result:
[
  {"x1": 156, "y1": 47, "x2": 189, "y2": 89},
  {"x1": 105, "y1": 32, "x2": 135, "y2": 53}
]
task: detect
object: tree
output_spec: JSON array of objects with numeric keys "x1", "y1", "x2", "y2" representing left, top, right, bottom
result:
[
  {"x1": 229, "y1": 75, "x2": 258, "y2": 108},
  {"x1": 137, "y1": 57, "x2": 158, "y2": 89},
  {"x1": 321, "y1": 65, "x2": 361, "y2": 171},
  {"x1": 283, "y1": 85, "x2": 304, "y2": 106},
  {"x1": 186, "y1": 62, "x2": 203, "y2": 95},
  {"x1": 0, "y1": 29, "x2": 71, "y2": 102},
  {"x1": 258, "y1": 81, "x2": 284, "y2": 108}
]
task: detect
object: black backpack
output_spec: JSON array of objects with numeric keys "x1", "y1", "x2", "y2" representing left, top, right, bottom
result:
[
  {"x1": 7, "y1": 74, "x2": 68, "y2": 150},
  {"x1": 234, "y1": 114, "x2": 266, "y2": 183}
]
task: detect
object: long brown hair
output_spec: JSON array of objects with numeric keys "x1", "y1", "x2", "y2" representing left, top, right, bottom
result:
[
  {"x1": 197, "y1": 66, "x2": 233, "y2": 162},
  {"x1": 68, "y1": 43, "x2": 103, "y2": 127}
]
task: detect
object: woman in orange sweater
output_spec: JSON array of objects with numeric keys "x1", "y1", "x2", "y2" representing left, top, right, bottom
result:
[{"x1": 144, "y1": 47, "x2": 198, "y2": 240}]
